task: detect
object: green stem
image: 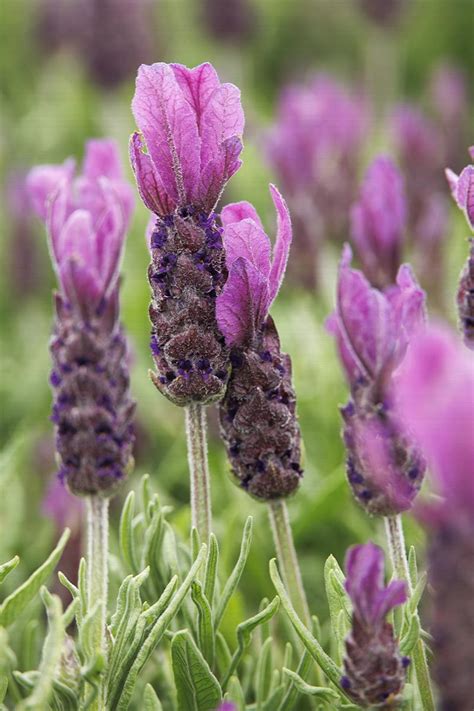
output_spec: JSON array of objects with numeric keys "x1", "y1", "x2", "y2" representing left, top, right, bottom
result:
[
  {"x1": 384, "y1": 515, "x2": 435, "y2": 711},
  {"x1": 185, "y1": 404, "x2": 211, "y2": 542},
  {"x1": 86, "y1": 495, "x2": 109, "y2": 710},
  {"x1": 268, "y1": 500, "x2": 311, "y2": 629}
]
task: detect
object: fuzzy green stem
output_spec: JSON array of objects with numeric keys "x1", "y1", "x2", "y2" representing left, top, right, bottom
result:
[
  {"x1": 185, "y1": 404, "x2": 211, "y2": 542},
  {"x1": 86, "y1": 495, "x2": 109, "y2": 710},
  {"x1": 268, "y1": 499, "x2": 311, "y2": 629},
  {"x1": 384, "y1": 515, "x2": 435, "y2": 711}
]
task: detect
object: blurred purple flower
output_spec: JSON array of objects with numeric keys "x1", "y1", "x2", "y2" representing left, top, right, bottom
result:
[
  {"x1": 351, "y1": 156, "x2": 407, "y2": 288},
  {"x1": 130, "y1": 62, "x2": 245, "y2": 406},
  {"x1": 341, "y1": 542, "x2": 408, "y2": 707},
  {"x1": 327, "y1": 246, "x2": 426, "y2": 515},
  {"x1": 266, "y1": 74, "x2": 369, "y2": 288},
  {"x1": 395, "y1": 325, "x2": 474, "y2": 710},
  {"x1": 43, "y1": 476, "x2": 83, "y2": 533},
  {"x1": 28, "y1": 139, "x2": 134, "y2": 320},
  {"x1": 202, "y1": 0, "x2": 257, "y2": 44},
  {"x1": 215, "y1": 703, "x2": 236, "y2": 711},
  {"x1": 430, "y1": 64, "x2": 469, "y2": 170},
  {"x1": 217, "y1": 189, "x2": 302, "y2": 499},
  {"x1": 216, "y1": 184, "x2": 291, "y2": 348},
  {"x1": 27, "y1": 140, "x2": 136, "y2": 497},
  {"x1": 357, "y1": 0, "x2": 408, "y2": 28}
]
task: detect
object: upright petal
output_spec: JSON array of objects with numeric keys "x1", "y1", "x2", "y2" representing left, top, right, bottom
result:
[
  {"x1": 171, "y1": 62, "x2": 220, "y2": 143},
  {"x1": 129, "y1": 131, "x2": 174, "y2": 216},
  {"x1": 132, "y1": 63, "x2": 201, "y2": 205},
  {"x1": 455, "y1": 165, "x2": 474, "y2": 230},
  {"x1": 83, "y1": 139, "x2": 123, "y2": 180},
  {"x1": 200, "y1": 81, "x2": 245, "y2": 167},
  {"x1": 221, "y1": 200, "x2": 264, "y2": 230},
  {"x1": 223, "y1": 218, "x2": 271, "y2": 275},
  {"x1": 268, "y1": 184, "x2": 292, "y2": 304},
  {"x1": 198, "y1": 135, "x2": 243, "y2": 211},
  {"x1": 27, "y1": 159, "x2": 75, "y2": 221},
  {"x1": 216, "y1": 257, "x2": 269, "y2": 347}
]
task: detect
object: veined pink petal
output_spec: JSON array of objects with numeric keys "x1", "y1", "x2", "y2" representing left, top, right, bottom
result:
[
  {"x1": 216, "y1": 257, "x2": 269, "y2": 347},
  {"x1": 268, "y1": 184, "x2": 292, "y2": 304},
  {"x1": 59, "y1": 259, "x2": 102, "y2": 317},
  {"x1": 27, "y1": 159, "x2": 75, "y2": 222},
  {"x1": 455, "y1": 165, "x2": 474, "y2": 229},
  {"x1": 221, "y1": 201, "x2": 264, "y2": 230},
  {"x1": 129, "y1": 132, "x2": 173, "y2": 216},
  {"x1": 198, "y1": 135, "x2": 243, "y2": 210},
  {"x1": 223, "y1": 218, "x2": 271, "y2": 275},
  {"x1": 200, "y1": 81, "x2": 245, "y2": 168},
  {"x1": 171, "y1": 62, "x2": 220, "y2": 143},
  {"x1": 83, "y1": 139, "x2": 123, "y2": 180},
  {"x1": 132, "y1": 63, "x2": 201, "y2": 205},
  {"x1": 58, "y1": 210, "x2": 96, "y2": 269}
]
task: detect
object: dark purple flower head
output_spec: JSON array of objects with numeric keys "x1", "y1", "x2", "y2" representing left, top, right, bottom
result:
[
  {"x1": 216, "y1": 185, "x2": 292, "y2": 348},
  {"x1": 446, "y1": 153, "x2": 474, "y2": 231},
  {"x1": 27, "y1": 139, "x2": 134, "y2": 321},
  {"x1": 351, "y1": 156, "x2": 406, "y2": 288},
  {"x1": 342, "y1": 543, "x2": 408, "y2": 707},
  {"x1": 327, "y1": 245, "x2": 425, "y2": 393},
  {"x1": 130, "y1": 62, "x2": 244, "y2": 217},
  {"x1": 345, "y1": 543, "x2": 406, "y2": 629}
]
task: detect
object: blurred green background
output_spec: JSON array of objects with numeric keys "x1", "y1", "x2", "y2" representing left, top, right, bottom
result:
[{"x1": 0, "y1": 0, "x2": 472, "y2": 641}]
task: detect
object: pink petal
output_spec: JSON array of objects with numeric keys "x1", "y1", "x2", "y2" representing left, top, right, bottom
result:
[
  {"x1": 223, "y1": 218, "x2": 271, "y2": 276},
  {"x1": 456, "y1": 165, "x2": 474, "y2": 229},
  {"x1": 171, "y1": 62, "x2": 220, "y2": 145},
  {"x1": 216, "y1": 257, "x2": 270, "y2": 347},
  {"x1": 198, "y1": 135, "x2": 243, "y2": 211},
  {"x1": 325, "y1": 311, "x2": 360, "y2": 385},
  {"x1": 58, "y1": 210, "x2": 96, "y2": 269},
  {"x1": 83, "y1": 139, "x2": 123, "y2": 180},
  {"x1": 132, "y1": 63, "x2": 201, "y2": 205},
  {"x1": 445, "y1": 167, "x2": 459, "y2": 196},
  {"x1": 27, "y1": 159, "x2": 75, "y2": 222},
  {"x1": 200, "y1": 81, "x2": 245, "y2": 168},
  {"x1": 59, "y1": 259, "x2": 102, "y2": 316},
  {"x1": 221, "y1": 201, "x2": 264, "y2": 230},
  {"x1": 129, "y1": 132, "x2": 174, "y2": 216},
  {"x1": 268, "y1": 184, "x2": 292, "y2": 304},
  {"x1": 93, "y1": 180, "x2": 126, "y2": 294}
]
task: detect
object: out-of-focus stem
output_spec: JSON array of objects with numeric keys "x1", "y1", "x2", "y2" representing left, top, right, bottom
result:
[
  {"x1": 384, "y1": 515, "x2": 435, "y2": 711},
  {"x1": 86, "y1": 495, "x2": 109, "y2": 711},
  {"x1": 185, "y1": 403, "x2": 211, "y2": 542},
  {"x1": 268, "y1": 499, "x2": 311, "y2": 629}
]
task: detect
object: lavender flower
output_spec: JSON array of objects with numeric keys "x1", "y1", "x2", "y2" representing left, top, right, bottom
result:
[
  {"x1": 130, "y1": 62, "x2": 244, "y2": 406},
  {"x1": 341, "y1": 543, "x2": 408, "y2": 708},
  {"x1": 202, "y1": 0, "x2": 257, "y2": 43},
  {"x1": 430, "y1": 64, "x2": 469, "y2": 170},
  {"x1": 446, "y1": 151, "x2": 474, "y2": 348},
  {"x1": 326, "y1": 245, "x2": 426, "y2": 515},
  {"x1": 216, "y1": 186, "x2": 302, "y2": 499},
  {"x1": 266, "y1": 75, "x2": 369, "y2": 288},
  {"x1": 395, "y1": 326, "x2": 474, "y2": 711},
  {"x1": 27, "y1": 139, "x2": 136, "y2": 496},
  {"x1": 351, "y1": 156, "x2": 407, "y2": 288}
]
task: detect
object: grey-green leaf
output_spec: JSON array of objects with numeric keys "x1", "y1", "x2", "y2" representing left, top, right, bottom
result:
[
  {"x1": 143, "y1": 683, "x2": 163, "y2": 711},
  {"x1": 0, "y1": 529, "x2": 70, "y2": 627},
  {"x1": 282, "y1": 669, "x2": 339, "y2": 702},
  {"x1": 171, "y1": 629, "x2": 221, "y2": 711},
  {"x1": 215, "y1": 516, "x2": 253, "y2": 629},
  {"x1": 0, "y1": 556, "x2": 19, "y2": 586}
]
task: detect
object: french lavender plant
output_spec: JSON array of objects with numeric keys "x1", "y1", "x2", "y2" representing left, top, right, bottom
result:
[
  {"x1": 27, "y1": 139, "x2": 135, "y2": 708},
  {"x1": 350, "y1": 156, "x2": 407, "y2": 289},
  {"x1": 129, "y1": 61, "x2": 244, "y2": 541},
  {"x1": 266, "y1": 75, "x2": 369, "y2": 288},
  {"x1": 396, "y1": 326, "x2": 474, "y2": 711},
  {"x1": 341, "y1": 543, "x2": 409, "y2": 708},
  {"x1": 326, "y1": 244, "x2": 426, "y2": 517},
  {"x1": 216, "y1": 188, "x2": 309, "y2": 624},
  {"x1": 446, "y1": 147, "x2": 474, "y2": 349}
]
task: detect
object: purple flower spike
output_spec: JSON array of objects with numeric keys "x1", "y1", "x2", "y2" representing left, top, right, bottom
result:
[
  {"x1": 395, "y1": 326, "x2": 474, "y2": 710},
  {"x1": 446, "y1": 162, "x2": 474, "y2": 231},
  {"x1": 216, "y1": 184, "x2": 292, "y2": 348},
  {"x1": 327, "y1": 246, "x2": 426, "y2": 515},
  {"x1": 342, "y1": 543, "x2": 408, "y2": 707},
  {"x1": 27, "y1": 140, "x2": 136, "y2": 497},
  {"x1": 217, "y1": 188, "x2": 302, "y2": 500},
  {"x1": 130, "y1": 62, "x2": 245, "y2": 406},
  {"x1": 131, "y1": 62, "x2": 244, "y2": 216},
  {"x1": 351, "y1": 156, "x2": 406, "y2": 288}
]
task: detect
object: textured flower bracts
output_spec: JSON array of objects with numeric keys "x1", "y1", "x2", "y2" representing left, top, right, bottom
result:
[
  {"x1": 28, "y1": 140, "x2": 136, "y2": 496},
  {"x1": 341, "y1": 543, "x2": 409, "y2": 708},
  {"x1": 217, "y1": 187, "x2": 303, "y2": 499},
  {"x1": 327, "y1": 246, "x2": 426, "y2": 515},
  {"x1": 130, "y1": 62, "x2": 244, "y2": 405}
]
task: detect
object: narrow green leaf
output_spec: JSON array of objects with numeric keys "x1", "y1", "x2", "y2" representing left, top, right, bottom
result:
[
  {"x1": 282, "y1": 643, "x2": 293, "y2": 675},
  {"x1": 256, "y1": 636, "x2": 273, "y2": 710},
  {"x1": 408, "y1": 546, "x2": 418, "y2": 587},
  {"x1": 191, "y1": 580, "x2": 215, "y2": 666},
  {"x1": 116, "y1": 544, "x2": 207, "y2": 710},
  {"x1": 18, "y1": 588, "x2": 64, "y2": 710},
  {"x1": 215, "y1": 632, "x2": 232, "y2": 678},
  {"x1": 0, "y1": 556, "x2": 19, "y2": 586},
  {"x1": 0, "y1": 676, "x2": 7, "y2": 704},
  {"x1": 58, "y1": 571, "x2": 79, "y2": 600},
  {"x1": 262, "y1": 684, "x2": 286, "y2": 710},
  {"x1": 143, "y1": 683, "x2": 163, "y2": 711},
  {"x1": 171, "y1": 629, "x2": 222, "y2": 711},
  {"x1": 400, "y1": 613, "x2": 421, "y2": 656},
  {"x1": 191, "y1": 527, "x2": 201, "y2": 563},
  {"x1": 408, "y1": 573, "x2": 427, "y2": 615},
  {"x1": 203, "y1": 533, "x2": 219, "y2": 607},
  {"x1": 119, "y1": 491, "x2": 139, "y2": 573},
  {"x1": 225, "y1": 676, "x2": 245, "y2": 711},
  {"x1": 258, "y1": 597, "x2": 271, "y2": 643},
  {"x1": 0, "y1": 530, "x2": 70, "y2": 627},
  {"x1": 215, "y1": 516, "x2": 253, "y2": 629},
  {"x1": 269, "y1": 559, "x2": 344, "y2": 693},
  {"x1": 141, "y1": 474, "x2": 153, "y2": 522},
  {"x1": 282, "y1": 669, "x2": 339, "y2": 702}
]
